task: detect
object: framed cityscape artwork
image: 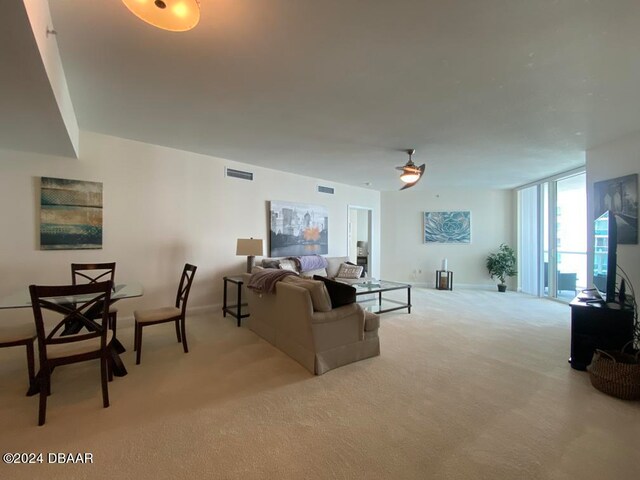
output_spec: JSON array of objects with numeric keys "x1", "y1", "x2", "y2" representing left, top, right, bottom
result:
[
  {"x1": 593, "y1": 173, "x2": 638, "y2": 244},
  {"x1": 269, "y1": 201, "x2": 328, "y2": 256}
]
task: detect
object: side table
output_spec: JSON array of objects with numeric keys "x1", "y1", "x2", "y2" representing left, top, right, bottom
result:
[
  {"x1": 436, "y1": 270, "x2": 453, "y2": 290},
  {"x1": 222, "y1": 275, "x2": 250, "y2": 327}
]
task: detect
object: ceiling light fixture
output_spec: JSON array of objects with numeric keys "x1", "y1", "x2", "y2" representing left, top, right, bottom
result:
[
  {"x1": 396, "y1": 149, "x2": 426, "y2": 190},
  {"x1": 122, "y1": 0, "x2": 201, "y2": 32}
]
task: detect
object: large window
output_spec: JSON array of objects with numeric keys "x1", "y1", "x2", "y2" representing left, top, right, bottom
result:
[{"x1": 517, "y1": 170, "x2": 586, "y2": 301}]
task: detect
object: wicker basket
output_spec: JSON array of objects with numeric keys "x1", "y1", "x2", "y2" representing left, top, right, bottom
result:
[{"x1": 587, "y1": 342, "x2": 640, "y2": 400}]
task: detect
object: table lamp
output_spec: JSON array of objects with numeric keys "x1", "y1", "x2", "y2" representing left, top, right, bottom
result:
[{"x1": 236, "y1": 238, "x2": 264, "y2": 273}]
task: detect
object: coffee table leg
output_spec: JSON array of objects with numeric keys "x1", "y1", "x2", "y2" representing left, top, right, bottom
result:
[{"x1": 408, "y1": 286, "x2": 411, "y2": 313}]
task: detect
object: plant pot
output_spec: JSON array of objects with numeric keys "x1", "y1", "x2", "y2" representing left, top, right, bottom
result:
[{"x1": 497, "y1": 284, "x2": 507, "y2": 292}]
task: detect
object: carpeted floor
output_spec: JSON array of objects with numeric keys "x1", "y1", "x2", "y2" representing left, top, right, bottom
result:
[{"x1": 0, "y1": 288, "x2": 638, "y2": 479}]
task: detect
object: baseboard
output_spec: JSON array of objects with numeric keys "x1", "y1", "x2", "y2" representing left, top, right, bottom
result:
[{"x1": 406, "y1": 282, "x2": 498, "y2": 290}]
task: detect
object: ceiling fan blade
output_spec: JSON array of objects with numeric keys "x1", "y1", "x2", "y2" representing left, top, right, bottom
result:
[{"x1": 399, "y1": 164, "x2": 425, "y2": 190}]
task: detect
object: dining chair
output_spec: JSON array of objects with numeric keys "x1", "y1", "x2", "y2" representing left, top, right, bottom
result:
[
  {"x1": 29, "y1": 280, "x2": 114, "y2": 426},
  {"x1": 133, "y1": 264, "x2": 197, "y2": 365},
  {"x1": 0, "y1": 323, "x2": 37, "y2": 391},
  {"x1": 71, "y1": 263, "x2": 118, "y2": 337}
]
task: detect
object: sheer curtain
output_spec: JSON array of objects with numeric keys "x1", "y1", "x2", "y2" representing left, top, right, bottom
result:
[{"x1": 518, "y1": 186, "x2": 539, "y2": 295}]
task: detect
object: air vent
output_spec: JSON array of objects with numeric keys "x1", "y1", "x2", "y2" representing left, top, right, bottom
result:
[
  {"x1": 225, "y1": 168, "x2": 253, "y2": 181},
  {"x1": 317, "y1": 185, "x2": 335, "y2": 194}
]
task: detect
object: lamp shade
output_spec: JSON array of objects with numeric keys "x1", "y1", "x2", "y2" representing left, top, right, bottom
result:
[
  {"x1": 236, "y1": 238, "x2": 263, "y2": 256},
  {"x1": 400, "y1": 170, "x2": 420, "y2": 183},
  {"x1": 122, "y1": 0, "x2": 200, "y2": 32}
]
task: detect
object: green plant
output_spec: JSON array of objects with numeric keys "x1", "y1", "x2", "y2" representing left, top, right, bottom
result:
[{"x1": 486, "y1": 243, "x2": 517, "y2": 285}]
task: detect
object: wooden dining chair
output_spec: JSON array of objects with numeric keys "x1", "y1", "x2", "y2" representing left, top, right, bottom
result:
[
  {"x1": 0, "y1": 323, "x2": 37, "y2": 391},
  {"x1": 29, "y1": 281, "x2": 114, "y2": 426},
  {"x1": 71, "y1": 263, "x2": 118, "y2": 337},
  {"x1": 133, "y1": 264, "x2": 197, "y2": 365}
]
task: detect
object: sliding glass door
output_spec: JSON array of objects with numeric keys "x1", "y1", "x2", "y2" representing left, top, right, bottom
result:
[
  {"x1": 555, "y1": 174, "x2": 587, "y2": 299},
  {"x1": 517, "y1": 170, "x2": 586, "y2": 301}
]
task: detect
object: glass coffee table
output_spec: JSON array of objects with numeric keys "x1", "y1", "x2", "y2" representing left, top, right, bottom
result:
[{"x1": 350, "y1": 280, "x2": 411, "y2": 314}]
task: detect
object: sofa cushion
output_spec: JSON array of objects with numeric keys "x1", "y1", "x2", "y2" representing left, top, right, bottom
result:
[
  {"x1": 281, "y1": 276, "x2": 332, "y2": 312},
  {"x1": 336, "y1": 263, "x2": 364, "y2": 279},
  {"x1": 313, "y1": 275, "x2": 356, "y2": 308},
  {"x1": 364, "y1": 311, "x2": 380, "y2": 332},
  {"x1": 300, "y1": 267, "x2": 328, "y2": 278},
  {"x1": 326, "y1": 256, "x2": 349, "y2": 278}
]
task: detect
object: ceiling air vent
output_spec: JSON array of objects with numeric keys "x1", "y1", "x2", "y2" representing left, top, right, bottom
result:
[
  {"x1": 225, "y1": 168, "x2": 253, "y2": 181},
  {"x1": 317, "y1": 185, "x2": 335, "y2": 194}
]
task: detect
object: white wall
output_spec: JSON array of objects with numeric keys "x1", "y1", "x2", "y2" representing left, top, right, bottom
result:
[
  {"x1": 381, "y1": 187, "x2": 514, "y2": 288},
  {"x1": 0, "y1": 131, "x2": 380, "y2": 321},
  {"x1": 586, "y1": 130, "x2": 640, "y2": 294}
]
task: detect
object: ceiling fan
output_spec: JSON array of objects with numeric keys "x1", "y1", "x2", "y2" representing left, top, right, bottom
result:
[{"x1": 396, "y1": 149, "x2": 425, "y2": 190}]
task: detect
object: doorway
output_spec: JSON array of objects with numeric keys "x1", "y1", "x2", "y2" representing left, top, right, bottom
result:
[{"x1": 348, "y1": 206, "x2": 372, "y2": 276}]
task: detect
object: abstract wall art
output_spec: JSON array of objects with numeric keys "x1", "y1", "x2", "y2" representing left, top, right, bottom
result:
[
  {"x1": 269, "y1": 201, "x2": 328, "y2": 256},
  {"x1": 424, "y1": 211, "x2": 471, "y2": 244},
  {"x1": 40, "y1": 177, "x2": 103, "y2": 250}
]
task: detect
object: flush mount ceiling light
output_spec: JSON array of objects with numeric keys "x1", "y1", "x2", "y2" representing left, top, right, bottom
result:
[
  {"x1": 122, "y1": 0, "x2": 200, "y2": 32},
  {"x1": 395, "y1": 149, "x2": 426, "y2": 190}
]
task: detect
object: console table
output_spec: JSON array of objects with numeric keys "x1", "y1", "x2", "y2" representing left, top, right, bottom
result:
[
  {"x1": 222, "y1": 276, "x2": 249, "y2": 327},
  {"x1": 569, "y1": 297, "x2": 635, "y2": 370},
  {"x1": 436, "y1": 270, "x2": 453, "y2": 290}
]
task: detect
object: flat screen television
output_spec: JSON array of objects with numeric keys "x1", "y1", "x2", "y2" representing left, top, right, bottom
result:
[{"x1": 593, "y1": 210, "x2": 617, "y2": 303}]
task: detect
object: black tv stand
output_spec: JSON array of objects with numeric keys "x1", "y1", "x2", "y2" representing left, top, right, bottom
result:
[{"x1": 569, "y1": 297, "x2": 635, "y2": 370}]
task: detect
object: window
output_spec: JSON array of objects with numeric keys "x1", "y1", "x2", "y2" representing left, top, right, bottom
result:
[{"x1": 517, "y1": 169, "x2": 586, "y2": 301}]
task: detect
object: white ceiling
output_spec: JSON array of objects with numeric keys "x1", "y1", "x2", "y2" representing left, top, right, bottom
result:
[{"x1": 23, "y1": 1, "x2": 640, "y2": 189}]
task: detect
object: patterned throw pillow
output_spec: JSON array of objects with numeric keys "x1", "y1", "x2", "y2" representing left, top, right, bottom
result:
[
  {"x1": 346, "y1": 261, "x2": 365, "y2": 278},
  {"x1": 336, "y1": 263, "x2": 364, "y2": 279},
  {"x1": 279, "y1": 258, "x2": 299, "y2": 272}
]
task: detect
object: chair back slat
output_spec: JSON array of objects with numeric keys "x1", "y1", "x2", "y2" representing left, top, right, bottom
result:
[
  {"x1": 71, "y1": 262, "x2": 116, "y2": 286},
  {"x1": 29, "y1": 281, "x2": 113, "y2": 364},
  {"x1": 175, "y1": 264, "x2": 197, "y2": 315},
  {"x1": 39, "y1": 295, "x2": 107, "y2": 339}
]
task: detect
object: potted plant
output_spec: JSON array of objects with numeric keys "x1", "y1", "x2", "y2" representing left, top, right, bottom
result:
[{"x1": 486, "y1": 243, "x2": 517, "y2": 292}]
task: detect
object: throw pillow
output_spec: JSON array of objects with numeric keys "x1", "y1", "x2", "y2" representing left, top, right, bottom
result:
[
  {"x1": 278, "y1": 258, "x2": 299, "y2": 272},
  {"x1": 313, "y1": 275, "x2": 356, "y2": 308},
  {"x1": 262, "y1": 259, "x2": 281, "y2": 269},
  {"x1": 336, "y1": 263, "x2": 364, "y2": 279},
  {"x1": 325, "y1": 256, "x2": 349, "y2": 278},
  {"x1": 346, "y1": 261, "x2": 366, "y2": 278}
]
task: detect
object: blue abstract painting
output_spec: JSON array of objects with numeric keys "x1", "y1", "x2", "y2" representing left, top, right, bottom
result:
[
  {"x1": 40, "y1": 177, "x2": 103, "y2": 250},
  {"x1": 424, "y1": 211, "x2": 471, "y2": 244}
]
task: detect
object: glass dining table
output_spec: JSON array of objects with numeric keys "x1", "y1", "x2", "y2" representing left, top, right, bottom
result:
[{"x1": 0, "y1": 282, "x2": 143, "y2": 394}]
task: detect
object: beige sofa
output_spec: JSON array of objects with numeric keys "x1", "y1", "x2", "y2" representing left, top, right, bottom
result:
[{"x1": 242, "y1": 273, "x2": 380, "y2": 375}]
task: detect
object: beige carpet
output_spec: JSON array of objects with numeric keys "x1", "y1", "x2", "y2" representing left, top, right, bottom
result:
[{"x1": 1, "y1": 288, "x2": 638, "y2": 479}]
